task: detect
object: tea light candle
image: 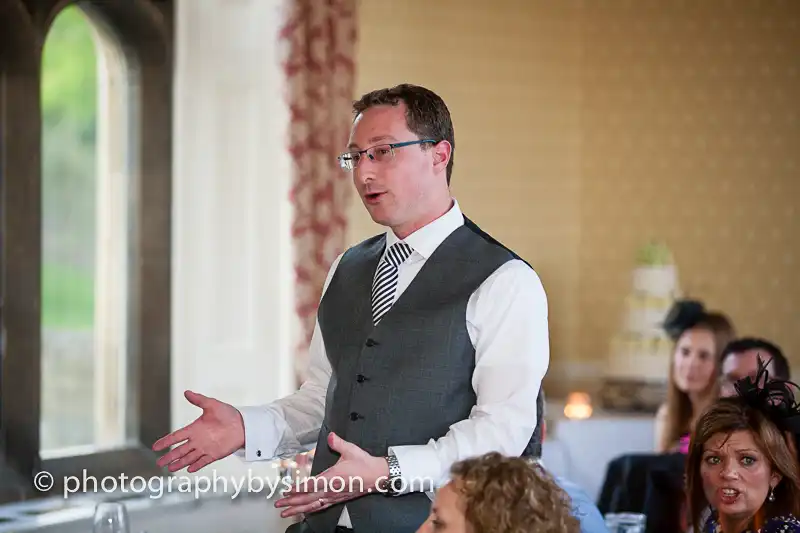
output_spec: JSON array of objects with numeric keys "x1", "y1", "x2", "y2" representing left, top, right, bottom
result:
[{"x1": 563, "y1": 392, "x2": 593, "y2": 419}]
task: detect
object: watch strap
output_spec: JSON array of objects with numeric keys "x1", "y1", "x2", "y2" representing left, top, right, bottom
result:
[{"x1": 384, "y1": 454, "x2": 402, "y2": 495}]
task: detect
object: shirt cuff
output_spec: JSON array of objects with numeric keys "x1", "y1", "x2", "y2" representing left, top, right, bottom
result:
[
  {"x1": 236, "y1": 405, "x2": 287, "y2": 462},
  {"x1": 387, "y1": 445, "x2": 440, "y2": 495}
]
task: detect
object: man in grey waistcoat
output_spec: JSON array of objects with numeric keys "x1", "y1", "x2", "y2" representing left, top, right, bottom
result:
[{"x1": 152, "y1": 84, "x2": 550, "y2": 533}]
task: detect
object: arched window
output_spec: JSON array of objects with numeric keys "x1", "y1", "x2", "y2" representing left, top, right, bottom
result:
[
  {"x1": 40, "y1": 3, "x2": 132, "y2": 455},
  {"x1": 1, "y1": 0, "x2": 173, "y2": 500}
]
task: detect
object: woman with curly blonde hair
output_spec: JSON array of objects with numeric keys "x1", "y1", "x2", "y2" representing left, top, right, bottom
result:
[{"x1": 416, "y1": 452, "x2": 581, "y2": 533}]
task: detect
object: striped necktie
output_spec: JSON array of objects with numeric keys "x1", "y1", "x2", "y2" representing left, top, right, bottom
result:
[{"x1": 371, "y1": 241, "x2": 413, "y2": 325}]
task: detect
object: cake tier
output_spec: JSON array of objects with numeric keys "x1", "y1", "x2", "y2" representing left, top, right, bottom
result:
[
  {"x1": 631, "y1": 265, "x2": 679, "y2": 298},
  {"x1": 621, "y1": 294, "x2": 675, "y2": 335},
  {"x1": 607, "y1": 334, "x2": 672, "y2": 381}
]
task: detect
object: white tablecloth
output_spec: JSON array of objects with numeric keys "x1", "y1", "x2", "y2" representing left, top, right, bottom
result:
[{"x1": 542, "y1": 404, "x2": 656, "y2": 502}]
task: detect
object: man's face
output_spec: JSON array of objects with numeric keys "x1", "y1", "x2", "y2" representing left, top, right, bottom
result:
[
  {"x1": 720, "y1": 349, "x2": 773, "y2": 397},
  {"x1": 346, "y1": 103, "x2": 442, "y2": 234}
]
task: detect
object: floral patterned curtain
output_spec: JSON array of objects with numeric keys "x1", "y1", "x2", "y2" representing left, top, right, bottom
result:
[{"x1": 280, "y1": 0, "x2": 358, "y2": 386}]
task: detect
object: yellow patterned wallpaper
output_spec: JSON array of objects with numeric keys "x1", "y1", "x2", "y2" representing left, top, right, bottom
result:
[
  {"x1": 579, "y1": 0, "x2": 800, "y2": 397},
  {"x1": 349, "y1": 0, "x2": 799, "y2": 398}
]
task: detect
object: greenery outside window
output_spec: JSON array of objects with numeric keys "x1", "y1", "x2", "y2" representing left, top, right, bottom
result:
[{"x1": 0, "y1": 0, "x2": 173, "y2": 503}]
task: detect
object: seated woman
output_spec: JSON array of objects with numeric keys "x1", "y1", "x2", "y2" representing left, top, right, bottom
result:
[
  {"x1": 685, "y1": 358, "x2": 800, "y2": 533},
  {"x1": 597, "y1": 300, "x2": 735, "y2": 517},
  {"x1": 656, "y1": 299, "x2": 737, "y2": 453},
  {"x1": 416, "y1": 452, "x2": 580, "y2": 533}
]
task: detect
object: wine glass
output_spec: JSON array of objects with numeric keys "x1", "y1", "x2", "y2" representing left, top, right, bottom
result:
[
  {"x1": 604, "y1": 512, "x2": 646, "y2": 533},
  {"x1": 92, "y1": 502, "x2": 130, "y2": 533}
]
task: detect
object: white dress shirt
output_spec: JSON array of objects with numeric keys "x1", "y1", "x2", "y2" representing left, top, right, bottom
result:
[{"x1": 236, "y1": 199, "x2": 549, "y2": 527}]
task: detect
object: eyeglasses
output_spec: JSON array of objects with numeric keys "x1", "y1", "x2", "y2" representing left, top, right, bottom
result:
[{"x1": 337, "y1": 139, "x2": 436, "y2": 170}]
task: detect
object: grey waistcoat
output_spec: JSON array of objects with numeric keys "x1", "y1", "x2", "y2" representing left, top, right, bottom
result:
[{"x1": 305, "y1": 217, "x2": 544, "y2": 533}]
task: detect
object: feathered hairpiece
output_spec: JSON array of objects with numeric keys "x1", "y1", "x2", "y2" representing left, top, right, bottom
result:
[
  {"x1": 662, "y1": 299, "x2": 706, "y2": 341},
  {"x1": 733, "y1": 355, "x2": 800, "y2": 448}
]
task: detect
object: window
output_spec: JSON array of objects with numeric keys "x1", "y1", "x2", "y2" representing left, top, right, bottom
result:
[
  {"x1": 40, "y1": 4, "x2": 130, "y2": 456},
  {"x1": 0, "y1": 0, "x2": 173, "y2": 502}
]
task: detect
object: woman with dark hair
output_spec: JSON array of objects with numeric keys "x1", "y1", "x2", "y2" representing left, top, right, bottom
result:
[
  {"x1": 656, "y1": 300, "x2": 736, "y2": 453},
  {"x1": 685, "y1": 359, "x2": 800, "y2": 533}
]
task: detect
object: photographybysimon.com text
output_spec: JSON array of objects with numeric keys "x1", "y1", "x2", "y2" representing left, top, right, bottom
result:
[{"x1": 32, "y1": 469, "x2": 436, "y2": 500}]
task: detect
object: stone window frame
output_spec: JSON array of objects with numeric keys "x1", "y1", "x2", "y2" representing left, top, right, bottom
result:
[{"x1": 0, "y1": 0, "x2": 173, "y2": 503}]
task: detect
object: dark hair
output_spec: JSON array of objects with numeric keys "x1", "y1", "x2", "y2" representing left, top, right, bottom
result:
[
  {"x1": 722, "y1": 337, "x2": 790, "y2": 380},
  {"x1": 663, "y1": 299, "x2": 719, "y2": 341},
  {"x1": 352, "y1": 83, "x2": 455, "y2": 184}
]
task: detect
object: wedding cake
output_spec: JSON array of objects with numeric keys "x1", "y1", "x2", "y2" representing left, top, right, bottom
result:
[{"x1": 601, "y1": 241, "x2": 681, "y2": 412}]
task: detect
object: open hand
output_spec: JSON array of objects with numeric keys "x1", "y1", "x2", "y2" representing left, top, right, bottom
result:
[
  {"x1": 152, "y1": 390, "x2": 245, "y2": 473},
  {"x1": 274, "y1": 432, "x2": 389, "y2": 518}
]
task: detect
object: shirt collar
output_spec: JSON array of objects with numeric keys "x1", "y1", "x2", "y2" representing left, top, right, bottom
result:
[{"x1": 385, "y1": 198, "x2": 464, "y2": 259}]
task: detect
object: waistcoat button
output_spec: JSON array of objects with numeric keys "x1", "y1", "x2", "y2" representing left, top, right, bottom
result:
[
  {"x1": 356, "y1": 374, "x2": 366, "y2": 383},
  {"x1": 350, "y1": 412, "x2": 360, "y2": 421},
  {"x1": 365, "y1": 338, "x2": 378, "y2": 347}
]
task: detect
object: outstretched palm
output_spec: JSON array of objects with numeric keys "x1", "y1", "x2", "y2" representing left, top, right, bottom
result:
[{"x1": 152, "y1": 390, "x2": 245, "y2": 473}]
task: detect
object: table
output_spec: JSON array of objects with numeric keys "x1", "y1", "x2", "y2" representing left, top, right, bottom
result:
[{"x1": 542, "y1": 402, "x2": 656, "y2": 502}]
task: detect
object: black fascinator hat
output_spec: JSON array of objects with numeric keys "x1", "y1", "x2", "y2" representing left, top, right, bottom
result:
[
  {"x1": 662, "y1": 299, "x2": 706, "y2": 341},
  {"x1": 734, "y1": 356, "x2": 800, "y2": 457}
]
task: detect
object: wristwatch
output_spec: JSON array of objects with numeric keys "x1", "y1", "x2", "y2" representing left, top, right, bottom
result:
[{"x1": 381, "y1": 454, "x2": 402, "y2": 496}]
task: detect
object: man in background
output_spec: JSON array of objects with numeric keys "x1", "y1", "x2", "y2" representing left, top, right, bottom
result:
[{"x1": 719, "y1": 337, "x2": 790, "y2": 397}]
